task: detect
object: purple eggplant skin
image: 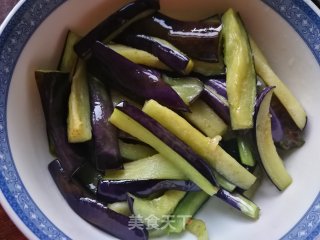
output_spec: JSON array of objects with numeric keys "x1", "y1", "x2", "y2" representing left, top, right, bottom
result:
[
  {"x1": 88, "y1": 75, "x2": 122, "y2": 170},
  {"x1": 216, "y1": 188, "x2": 241, "y2": 211},
  {"x1": 49, "y1": 159, "x2": 148, "y2": 240},
  {"x1": 92, "y1": 41, "x2": 189, "y2": 112},
  {"x1": 116, "y1": 34, "x2": 191, "y2": 74},
  {"x1": 254, "y1": 86, "x2": 275, "y2": 115},
  {"x1": 35, "y1": 71, "x2": 86, "y2": 176},
  {"x1": 200, "y1": 86, "x2": 230, "y2": 124},
  {"x1": 255, "y1": 87, "x2": 304, "y2": 150},
  {"x1": 74, "y1": 0, "x2": 160, "y2": 59},
  {"x1": 215, "y1": 188, "x2": 259, "y2": 219},
  {"x1": 127, "y1": 193, "x2": 135, "y2": 214},
  {"x1": 255, "y1": 86, "x2": 277, "y2": 143},
  {"x1": 201, "y1": 76, "x2": 227, "y2": 98},
  {"x1": 270, "y1": 107, "x2": 284, "y2": 143},
  {"x1": 197, "y1": 75, "x2": 230, "y2": 124},
  {"x1": 122, "y1": 12, "x2": 222, "y2": 62},
  {"x1": 255, "y1": 86, "x2": 304, "y2": 149},
  {"x1": 270, "y1": 96, "x2": 305, "y2": 150},
  {"x1": 87, "y1": 58, "x2": 145, "y2": 105},
  {"x1": 115, "y1": 101, "x2": 217, "y2": 185},
  {"x1": 200, "y1": 81, "x2": 275, "y2": 128},
  {"x1": 202, "y1": 80, "x2": 289, "y2": 146},
  {"x1": 97, "y1": 179, "x2": 201, "y2": 203}
]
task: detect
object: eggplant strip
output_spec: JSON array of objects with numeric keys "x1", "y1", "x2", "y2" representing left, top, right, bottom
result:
[
  {"x1": 75, "y1": 0, "x2": 160, "y2": 59},
  {"x1": 49, "y1": 159, "x2": 148, "y2": 240}
]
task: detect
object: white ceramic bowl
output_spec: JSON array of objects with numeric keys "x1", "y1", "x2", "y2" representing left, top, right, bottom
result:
[{"x1": 0, "y1": 0, "x2": 319, "y2": 239}]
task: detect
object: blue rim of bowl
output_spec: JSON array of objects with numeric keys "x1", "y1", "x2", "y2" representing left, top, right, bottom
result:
[
  {"x1": 0, "y1": 0, "x2": 319, "y2": 239},
  {"x1": 263, "y1": 1, "x2": 320, "y2": 239},
  {"x1": 0, "y1": 1, "x2": 69, "y2": 239}
]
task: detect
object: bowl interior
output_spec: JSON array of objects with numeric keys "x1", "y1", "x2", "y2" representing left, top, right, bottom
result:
[{"x1": 5, "y1": 0, "x2": 320, "y2": 239}]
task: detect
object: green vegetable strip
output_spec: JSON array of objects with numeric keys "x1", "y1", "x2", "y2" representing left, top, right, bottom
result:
[
  {"x1": 149, "y1": 191, "x2": 209, "y2": 238},
  {"x1": 192, "y1": 59, "x2": 225, "y2": 76},
  {"x1": 67, "y1": 60, "x2": 92, "y2": 143},
  {"x1": 143, "y1": 100, "x2": 256, "y2": 190},
  {"x1": 169, "y1": 191, "x2": 209, "y2": 234},
  {"x1": 256, "y1": 89, "x2": 292, "y2": 190},
  {"x1": 107, "y1": 202, "x2": 131, "y2": 216},
  {"x1": 163, "y1": 75, "x2": 203, "y2": 105},
  {"x1": 249, "y1": 37, "x2": 307, "y2": 130},
  {"x1": 186, "y1": 219, "x2": 209, "y2": 240},
  {"x1": 222, "y1": 8, "x2": 256, "y2": 130},
  {"x1": 105, "y1": 154, "x2": 187, "y2": 180},
  {"x1": 59, "y1": 31, "x2": 80, "y2": 72},
  {"x1": 184, "y1": 100, "x2": 228, "y2": 137},
  {"x1": 243, "y1": 166, "x2": 263, "y2": 199},
  {"x1": 213, "y1": 170, "x2": 236, "y2": 192},
  {"x1": 109, "y1": 109, "x2": 218, "y2": 196},
  {"x1": 132, "y1": 190, "x2": 186, "y2": 227},
  {"x1": 108, "y1": 44, "x2": 170, "y2": 71},
  {"x1": 118, "y1": 140, "x2": 156, "y2": 161},
  {"x1": 237, "y1": 136, "x2": 255, "y2": 167}
]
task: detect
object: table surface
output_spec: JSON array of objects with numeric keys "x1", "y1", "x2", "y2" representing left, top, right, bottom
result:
[{"x1": 0, "y1": 0, "x2": 319, "y2": 240}]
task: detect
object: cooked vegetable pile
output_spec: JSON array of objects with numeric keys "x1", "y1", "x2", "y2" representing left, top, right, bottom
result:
[{"x1": 35, "y1": 1, "x2": 307, "y2": 239}]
